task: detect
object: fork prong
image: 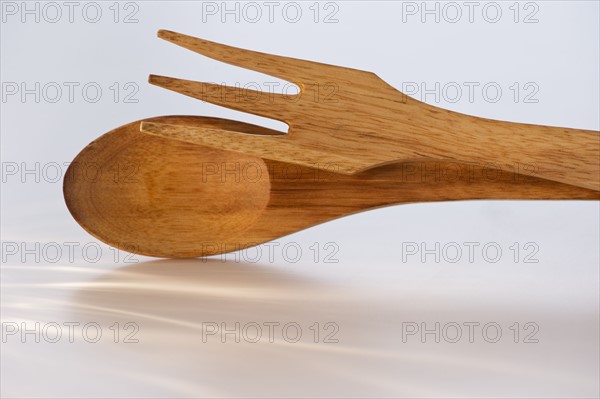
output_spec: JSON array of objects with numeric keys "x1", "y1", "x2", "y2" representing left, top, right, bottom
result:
[
  {"x1": 149, "y1": 75, "x2": 295, "y2": 121},
  {"x1": 140, "y1": 121, "x2": 355, "y2": 171},
  {"x1": 157, "y1": 30, "x2": 325, "y2": 85},
  {"x1": 140, "y1": 121, "x2": 299, "y2": 162}
]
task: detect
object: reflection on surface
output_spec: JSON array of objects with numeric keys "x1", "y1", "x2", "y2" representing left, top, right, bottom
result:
[{"x1": 2, "y1": 255, "x2": 598, "y2": 398}]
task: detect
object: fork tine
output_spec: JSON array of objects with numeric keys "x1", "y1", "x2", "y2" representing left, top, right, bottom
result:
[
  {"x1": 149, "y1": 75, "x2": 295, "y2": 121},
  {"x1": 140, "y1": 121, "x2": 355, "y2": 171},
  {"x1": 157, "y1": 30, "x2": 324, "y2": 85}
]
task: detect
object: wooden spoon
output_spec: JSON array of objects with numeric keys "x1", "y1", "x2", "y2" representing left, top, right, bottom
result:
[{"x1": 63, "y1": 116, "x2": 599, "y2": 258}]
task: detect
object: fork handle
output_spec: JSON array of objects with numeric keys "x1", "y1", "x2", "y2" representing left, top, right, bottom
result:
[{"x1": 444, "y1": 115, "x2": 600, "y2": 191}]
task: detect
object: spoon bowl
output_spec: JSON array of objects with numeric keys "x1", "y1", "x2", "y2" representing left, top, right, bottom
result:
[{"x1": 64, "y1": 116, "x2": 272, "y2": 257}]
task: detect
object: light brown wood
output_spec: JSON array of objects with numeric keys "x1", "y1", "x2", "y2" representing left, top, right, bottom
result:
[
  {"x1": 64, "y1": 116, "x2": 599, "y2": 258},
  {"x1": 145, "y1": 30, "x2": 600, "y2": 191}
]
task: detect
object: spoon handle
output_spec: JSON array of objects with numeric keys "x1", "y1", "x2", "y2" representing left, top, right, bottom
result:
[
  {"x1": 257, "y1": 160, "x2": 599, "y2": 248},
  {"x1": 269, "y1": 160, "x2": 600, "y2": 206},
  {"x1": 361, "y1": 161, "x2": 600, "y2": 204}
]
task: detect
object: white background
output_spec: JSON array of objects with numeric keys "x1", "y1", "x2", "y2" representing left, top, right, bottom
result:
[{"x1": 1, "y1": 1, "x2": 599, "y2": 397}]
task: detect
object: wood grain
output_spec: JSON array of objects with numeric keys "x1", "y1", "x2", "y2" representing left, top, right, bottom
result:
[
  {"x1": 64, "y1": 116, "x2": 599, "y2": 258},
  {"x1": 146, "y1": 30, "x2": 600, "y2": 191}
]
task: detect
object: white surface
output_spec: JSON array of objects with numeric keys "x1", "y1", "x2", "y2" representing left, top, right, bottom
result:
[{"x1": 1, "y1": 1, "x2": 599, "y2": 398}]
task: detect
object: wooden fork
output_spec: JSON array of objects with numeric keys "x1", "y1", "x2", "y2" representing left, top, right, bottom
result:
[{"x1": 142, "y1": 30, "x2": 600, "y2": 191}]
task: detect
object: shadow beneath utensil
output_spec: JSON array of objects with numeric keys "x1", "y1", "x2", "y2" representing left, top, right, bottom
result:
[
  {"x1": 61, "y1": 258, "x2": 375, "y2": 396},
  {"x1": 68, "y1": 257, "x2": 341, "y2": 326},
  {"x1": 66, "y1": 257, "x2": 397, "y2": 395}
]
